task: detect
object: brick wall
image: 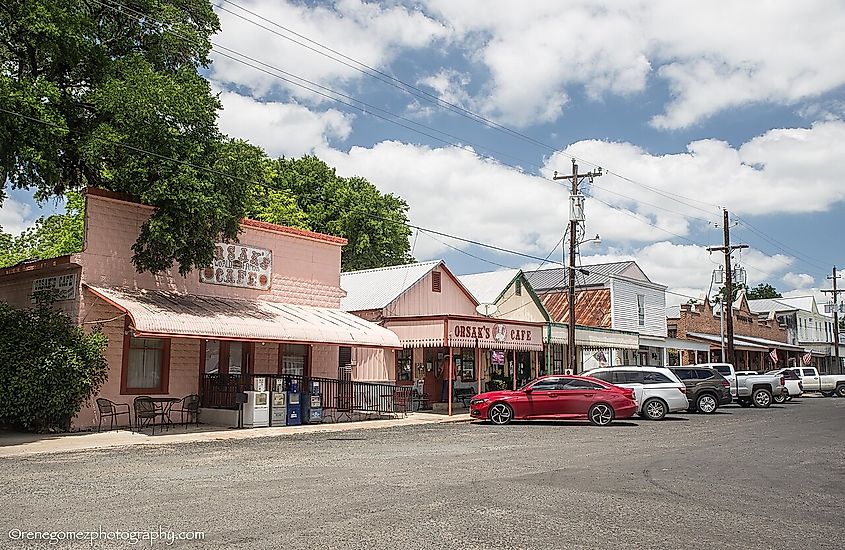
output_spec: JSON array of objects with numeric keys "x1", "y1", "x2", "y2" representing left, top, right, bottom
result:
[{"x1": 675, "y1": 297, "x2": 788, "y2": 342}]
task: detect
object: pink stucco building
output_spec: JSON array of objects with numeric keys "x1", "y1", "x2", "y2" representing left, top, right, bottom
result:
[{"x1": 0, "y1": 189, "x2": 399, "y2": 429}]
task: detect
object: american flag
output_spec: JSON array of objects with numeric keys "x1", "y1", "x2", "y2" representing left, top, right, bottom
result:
[
  {"x1": 769, "y1": 348, "x2": 779, "y2": 364},
  {"x1": 802, "y1": 351, "x2": 813, "y2": 366}
]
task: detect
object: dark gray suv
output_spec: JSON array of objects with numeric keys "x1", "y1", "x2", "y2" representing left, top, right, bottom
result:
[{"x1": 669, "y1": 367, "x2": 732, "y2": 414}]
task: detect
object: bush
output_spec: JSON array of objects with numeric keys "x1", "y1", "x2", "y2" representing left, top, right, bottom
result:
[{"x1": 0, "y1": 303, "x2": 108, "y2": 432}]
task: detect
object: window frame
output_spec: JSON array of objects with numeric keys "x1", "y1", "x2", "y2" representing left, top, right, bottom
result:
[
  {"x1": 637, "y1": 294, "x2": 646, "y2": 326},
  {"x1": 121, "y1": 322, "x2": 171, "y2": 395},
  {"x1": 396, "y1": 348, "x2": 413, "y2": 382}
]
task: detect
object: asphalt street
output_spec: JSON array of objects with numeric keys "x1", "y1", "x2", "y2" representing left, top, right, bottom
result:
[{"x1": 2, "y1": 397, "x2": 844, "y2": 549}]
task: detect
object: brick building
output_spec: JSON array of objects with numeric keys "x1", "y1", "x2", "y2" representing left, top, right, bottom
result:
[{"x1": 666, "y1": 291, "x2": 805, "y2": 370}]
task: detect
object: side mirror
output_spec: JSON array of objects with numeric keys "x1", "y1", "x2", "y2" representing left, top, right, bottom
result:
[{"x1": 524, "y1": 387, "x2": 533, "y2": 394}]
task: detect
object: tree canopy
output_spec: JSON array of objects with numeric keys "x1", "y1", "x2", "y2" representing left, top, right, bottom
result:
[
  {"x1": 0, "y1": 0, "x2": 261, "y2": 274},
  {"x1": 1, "y1": 2, "x2": 414, "y2": 274},
  {"x1": 746, "y1": 283, "x2": 782, "y2": 300},
  {"x1": 0, "y1": 192, "x2": 84, "y2": 267},
  {"x1": 252, "y1": 156, "x2": 414, "y2": 271}
]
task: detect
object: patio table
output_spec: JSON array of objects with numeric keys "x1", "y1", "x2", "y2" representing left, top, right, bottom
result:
[{"x1": 148, "y1": 397, "x2": 180, "y2": 429}]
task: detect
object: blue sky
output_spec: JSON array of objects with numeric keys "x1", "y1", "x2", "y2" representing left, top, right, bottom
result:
[{"x1": 4, "y1": 0, "x2": 844, "y2": 305}]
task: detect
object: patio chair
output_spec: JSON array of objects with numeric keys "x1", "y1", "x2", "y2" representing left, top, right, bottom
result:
[
  {"x1": 172, "y1": 394, "x2": 201, "y2": 427},
  {"x1": 133, "y1": 396, "x2": 165, "y2": 434},
  {"x1": 95, "y1": 398, "x2": 132, "y2": 432}
]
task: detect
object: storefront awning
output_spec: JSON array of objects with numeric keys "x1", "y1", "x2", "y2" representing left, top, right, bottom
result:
[
  {"x1": 686, "y1": 332, "x2": 768, "y2": 351},
  {"x1": 664, "y1": 337, "x2": 710, "y2": 352},
  {"x1": 574, "y1": 326, "x2": 639, "y2": 350},
  {"x1": 85, "y1": 285, "x2": 401, "y2": 348}
]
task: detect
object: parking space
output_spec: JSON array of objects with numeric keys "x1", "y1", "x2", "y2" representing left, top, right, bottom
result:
[{"x1": 1, "y1": 398, "x2": 844, "y2": 549}]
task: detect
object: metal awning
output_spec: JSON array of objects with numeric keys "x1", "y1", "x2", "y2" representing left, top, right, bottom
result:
[
  {"x1": 85, "y1": 285, "x2": 401, "y2": 348},
  {"x1": 664, "y1": 337, "x2": 710, "y2": 352},
  {"x1": 574, "y1": 326, "x2": 639, "y2": 350},
  {"x1": 733, "y1": 334, "x2": 805, "y2": 352},
  {"x1": 686, "y1": 332, "x2": 769, "y2": 351}
]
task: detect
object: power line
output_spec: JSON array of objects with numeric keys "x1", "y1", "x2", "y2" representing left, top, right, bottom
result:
[
  {"x1": 214, "y1": 0, "x2": 724, "y2": 217},
  {"x1": 0, "y1": 105, "x2": 564, "y2": 268}
]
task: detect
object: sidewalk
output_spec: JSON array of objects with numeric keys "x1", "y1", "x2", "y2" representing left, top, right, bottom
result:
[{"x1": 0, "y1": 412, "x2": 471, "y2": 458}]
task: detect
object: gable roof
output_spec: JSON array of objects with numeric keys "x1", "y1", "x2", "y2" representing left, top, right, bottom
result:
[
  {"x1": 457, "y1": 269, "x2": 521, "y2": 304},
  {"x1": 539, "y1": 288, "x2": 612, "y2": 327},
  {"x1": 775, "y1": 296, "x2": 818, "y2": 314},
  {"x1": 340, "y1": 260, "x2": 442, "y2": 311},
  {"x1": 747, "y1": 298, "x2": 799, "y2": 314},
  {"x1": 525, "y1": 261, "x2": 653, "y2": 291}
]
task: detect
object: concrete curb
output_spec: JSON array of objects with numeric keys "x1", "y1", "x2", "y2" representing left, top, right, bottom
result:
[{"x1": 0, "y1": 413, "x2": 473, "y2": 458}]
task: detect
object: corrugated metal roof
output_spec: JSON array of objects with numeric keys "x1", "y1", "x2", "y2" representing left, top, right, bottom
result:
[
  {"x1": 525, "y1": 261, "x2": 642, "y2": 291},
  {"x1": 747, "y1": 298, "x2": 797, "y2": 314},
  {"x1": 340, "y1": 260, "x2": 441, "y2": 312},
  {"x1": 540, "y1": 288, "x2": 612, "y2": 327},
  {"x1": 86, "y1": 285, "x2": 400, "y2": 348},
  {"x1": 774, "y1": 296, "x2": 818, "y2": 313},
  {"x1": 457, "y1": 269, "x2": 520, "y2": 304},
  {"x1": 665, "y1": 305, "x2": 681, "y2": 319}
]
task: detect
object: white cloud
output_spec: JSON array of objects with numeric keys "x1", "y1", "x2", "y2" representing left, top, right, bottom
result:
[
  {"x1": 211, "y1": 0, "x2": 447, "y2": 102},
  {"x1": 320, "y1": 141, "x2": 681, "y2": 261},
  {"x1": 549, "y1": 120, "x2": 845, "y2": 217},
  {"x1": 217, "y1": 90, "x2": 352, "y2": 157},
  {"x1": 421, "y1": 0, "x2": 845, "y2": 128},
  {"x1": 782, "y1": 272, "x2": 815, "y2": 290},
  {"x1": 0, "y1": 196, "x2": 34, "y2": 236}
]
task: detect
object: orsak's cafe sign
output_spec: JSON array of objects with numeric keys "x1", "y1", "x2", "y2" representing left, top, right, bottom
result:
[
  {"x1": 200, "y1": 243, "x2": 272, "y2": 290},
  {"x1": 451, "y1": 321, "x2": 540, "y2": 345}
]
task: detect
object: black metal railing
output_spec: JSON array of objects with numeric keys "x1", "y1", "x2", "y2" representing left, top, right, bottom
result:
[{"x1": 200, "y1": 373, "x2": 412, "y2": 415}]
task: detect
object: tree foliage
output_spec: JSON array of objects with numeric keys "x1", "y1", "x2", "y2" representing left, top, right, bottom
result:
[
  {"x1": 745, "y1": 283, "x2": 782, "y2": 300},
  {"x1": 0, "y1": 192, "x2": 84, "y2": 267},
  {"x1": 254, "y1": 156, "x2": 414, "y2": 271},
  {"x1": 0, "y1": 0, "x2": 261, "y2": 274},
  {"x1": 0, "y1": 303, "x2": 108, "y2": 432}
]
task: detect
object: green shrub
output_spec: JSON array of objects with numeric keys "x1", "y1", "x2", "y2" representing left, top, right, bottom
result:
[{"x1": 0, "y1": 303, "x2": 108, "y2": 432}]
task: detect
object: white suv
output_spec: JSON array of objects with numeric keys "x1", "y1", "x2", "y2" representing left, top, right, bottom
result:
[{"x1": 583, "y1": 366, "x2": 688, "y2": 420}]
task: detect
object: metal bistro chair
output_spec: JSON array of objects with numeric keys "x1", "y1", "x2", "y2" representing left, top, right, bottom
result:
[
  {"x1": 172, "y1": 394, "x2": 201, "y2": 427},
  {"x1": 133, "y1": 396, "x2": 165, "y2": 434},
  {"x1": 95, "y1": 398, "x2": 132, "y2": 432}
]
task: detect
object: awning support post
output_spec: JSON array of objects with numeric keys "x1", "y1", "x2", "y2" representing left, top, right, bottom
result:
[
  {"x1": 512, "y1": 349, "x2": 517, "y2": 390},
  {"x1": 448, "y1": 346, "x2": 453, "y2": 417}
]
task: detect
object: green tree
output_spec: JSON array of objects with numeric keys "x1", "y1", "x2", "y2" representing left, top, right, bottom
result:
[
  {"x1": 256, "y1": 156, "x2": 414, "y2": 271},
  {"x1": 0, "y1": 192, "x2": 85, "y2": 267},
  {"x1": 0, "y1": 303, "x2": 108, "y2": 432},
  {"x1": 746, "y1": 283, "x2": 782, "y2": 300},
  {"x1": 0, "y1": 0, "x2": 260, "y2": 274}
]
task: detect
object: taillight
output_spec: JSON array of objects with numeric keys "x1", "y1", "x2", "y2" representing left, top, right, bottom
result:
[
  {"x1": 721, "y1": 379, "x2": 730, "y2": 388},
  {"x1": 678, "y1": 386, "x2": 686, "y2": 394},
  {"x1": 780, "y1": 376, "x2": 784, "y2": 386}
]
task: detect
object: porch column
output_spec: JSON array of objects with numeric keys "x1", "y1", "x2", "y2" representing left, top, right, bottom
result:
[
  {"x1": 448, "y1": 347, "x2": 453, "y2": 417},
  {"x1": 475, "y1": 343, "x2": 481, "y2": 396},
  {"x1": 512, "y1": 349, "x2": 517, "y2": 390}
]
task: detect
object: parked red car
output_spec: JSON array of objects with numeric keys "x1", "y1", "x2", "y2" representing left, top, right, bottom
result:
[{"x1": 469, "y1": 375, "x2": 637, "y2": 426}]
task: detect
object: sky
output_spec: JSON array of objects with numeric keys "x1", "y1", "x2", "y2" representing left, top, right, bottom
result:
[{"x1": 3, "y1": 0, "x2": 845, "y2": 307}]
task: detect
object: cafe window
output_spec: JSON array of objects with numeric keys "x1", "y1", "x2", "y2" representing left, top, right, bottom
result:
[
  {"x1": 123, "y1": 336, "x2": 170, "y2": 394},
  {"x1": 460, "y1": 348, "x2": 476, "y2": 381},
  {"x1": 281, "y1": 344, "x2": 309, "y2": 377},
  {"x1": 204, "y1": 340, "x2": 220, "y2": 374},
  {"x1": 396, "y1": 349, "x2": 412, "y2": 381}
]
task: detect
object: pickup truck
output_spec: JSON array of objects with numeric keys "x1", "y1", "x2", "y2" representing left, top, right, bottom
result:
[
  {"x1": 697, "y1": 363, "x2": 784, "y2": 408},
  {"x1": 790, "y1": 366, "x2": 845, "y2": 397}
]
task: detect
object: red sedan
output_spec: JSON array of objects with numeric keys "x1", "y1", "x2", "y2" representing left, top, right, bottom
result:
[{"x1": 469, "y1": 375, "x2": 638, "y2": 426}]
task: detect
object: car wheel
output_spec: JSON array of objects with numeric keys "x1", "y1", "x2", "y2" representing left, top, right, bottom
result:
[
  {"x1": 773, "y1": 389, "x2": 788, "y2": 404},
  {"x1": 836, "y1": 385, "x2": 845, "y2": 398},
  {"x1": 488, "y1": 403, "x2": 513, "y2": 425},
  {"x1": 696, "y1": 393, "x2": 718, "y2": 414},
  {"x1": 588, "y1": 403, "x2": 615, "y2": 426},
  {"x1": 642, "y1": 398, "x2": 667, "y2": 420},
  {"x1": 738, "y1": 398, "x2": 752, "y2": 408},
  {"x1": 752, "y1": 388, "x2": 772, "y2": 408}
]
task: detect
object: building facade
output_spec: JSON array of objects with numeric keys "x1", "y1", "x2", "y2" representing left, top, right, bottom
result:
[
  {"x1": 525, "y1": 262, "x2": 666, "y2": 369},
  {"x1": 667, "y1": 291, "x2": 803, "y2": 370},
  {"x1": 0, "y1": 190, "x2": 399, "y2": 428},
  {"x1": 341, "y1": 261, "x2": 544, "y2": 411}
]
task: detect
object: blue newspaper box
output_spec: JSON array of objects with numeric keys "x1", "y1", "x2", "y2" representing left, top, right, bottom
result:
[{"x1": 287, "y1": 381, "x2": 301, "y2": 426}]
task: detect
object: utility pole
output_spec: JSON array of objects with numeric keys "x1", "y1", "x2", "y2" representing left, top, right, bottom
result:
[
  {"x1": 553, "y1": 159, "x2": 602, "y2": 373},
  {"x1": 822, "y1": 266, "x2": 843, "y2": 374},
  {"x1": 707, "y1": 209, "x2": 748, "y2": 367}
]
